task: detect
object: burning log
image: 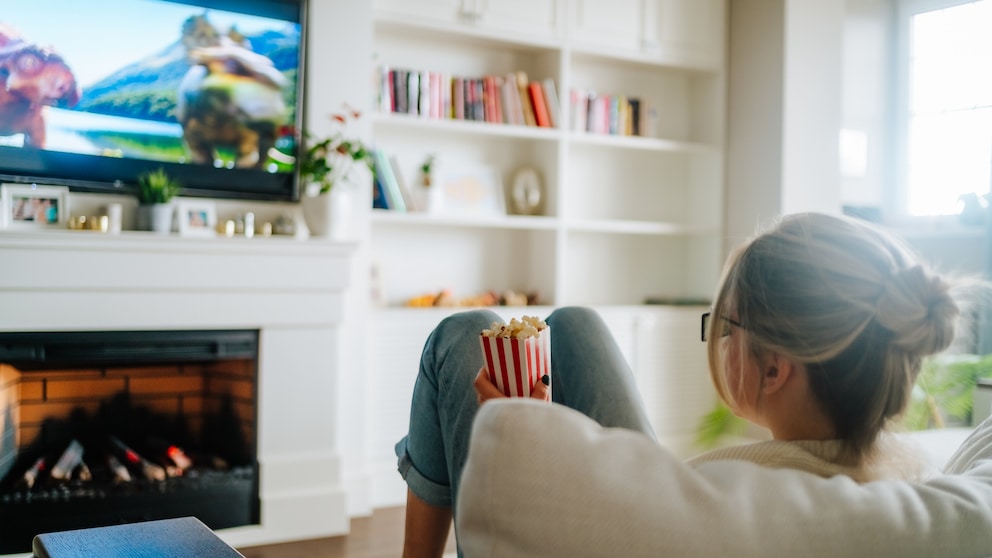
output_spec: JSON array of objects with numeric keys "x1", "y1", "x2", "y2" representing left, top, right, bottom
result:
[
  {"x1": 50, "y1": 439, "x2": 84, "y2": 481},
  {"x1": 20, "y1": 457, "x2": 45, "y2": 490},
  {"x1": 109, "y1": 437, "x2": 166, "y2": 482}
]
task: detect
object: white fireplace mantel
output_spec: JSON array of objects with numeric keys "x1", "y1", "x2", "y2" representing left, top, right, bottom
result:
[{"x1": 0, "y1": 230, "x2": 356, "y2": 551}]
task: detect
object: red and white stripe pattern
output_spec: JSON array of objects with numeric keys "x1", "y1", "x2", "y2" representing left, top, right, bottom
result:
[{"x1": 479, "y1": 327, "x2": 551, "y2": 397}]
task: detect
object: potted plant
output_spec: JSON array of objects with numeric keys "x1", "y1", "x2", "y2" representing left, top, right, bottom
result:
[
  {"x1": 299, "y1": 107, "x2": 374, "y2": 239},
  {"x1": 135, "y1": 167, "x2": 182, "y2": 234}
]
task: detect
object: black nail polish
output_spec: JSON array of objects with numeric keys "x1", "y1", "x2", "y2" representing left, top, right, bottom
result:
[{"x1": 541, "y1": 374, "x2": 550, "y2": 385}]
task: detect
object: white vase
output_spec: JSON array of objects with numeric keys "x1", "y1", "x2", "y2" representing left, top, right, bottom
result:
[
  {"x1": 301, "y1": 186, "x2": 352, "y2": 240},
  {"x1": 137, "y1": 203, "x2": 174, "y2": 234}
]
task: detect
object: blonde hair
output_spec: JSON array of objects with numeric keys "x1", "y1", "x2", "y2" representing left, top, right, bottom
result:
[{"x1": 707, "y1": 212, "x2": 965, "y2": 463}]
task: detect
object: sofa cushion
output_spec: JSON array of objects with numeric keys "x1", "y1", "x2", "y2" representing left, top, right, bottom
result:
[{"x1": 456, "y1": 399, "x2": 992, "y2": 558}]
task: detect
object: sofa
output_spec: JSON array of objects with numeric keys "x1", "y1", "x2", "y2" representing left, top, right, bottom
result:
[{"x1": 456, "y1": 399, "x2": 992, "y2": 557}]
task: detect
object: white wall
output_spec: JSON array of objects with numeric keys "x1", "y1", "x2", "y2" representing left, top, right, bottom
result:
[
  {"x1": 305, "y1": 0, "x2": 378, "y2": 517},
  {"x1": 840, "y1": 0, "x2": 894, "y2": 208},
  {"x1": 725, "y1": 0, "x2": 845, "y2": 250}
]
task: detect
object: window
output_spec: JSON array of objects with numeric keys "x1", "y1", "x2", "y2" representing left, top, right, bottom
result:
[{"x1": 897, "y1": 0, "x2": 992, "y2": 217}]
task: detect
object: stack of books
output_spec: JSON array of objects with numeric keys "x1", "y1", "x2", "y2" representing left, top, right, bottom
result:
[{"x1": 376, "y1": 66, "x2": 560, "y2": 129}]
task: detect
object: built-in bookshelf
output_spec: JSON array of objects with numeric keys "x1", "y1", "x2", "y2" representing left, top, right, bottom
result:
[
  {"x1": 370, "y1": 0, "x2": 726, "y2": 308},
  {"x1": 362, "y1": 0, "x2": 727, "y2": 510}
]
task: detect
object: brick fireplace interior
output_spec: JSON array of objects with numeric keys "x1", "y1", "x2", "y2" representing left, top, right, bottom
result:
[{"x1": 0, "y1": 329, "x2": 260, "y2": 554}]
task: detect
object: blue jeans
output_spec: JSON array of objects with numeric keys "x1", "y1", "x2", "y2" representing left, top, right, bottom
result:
[{"x1": 395, "y1": 307, "x2": 656, "y2": 516}]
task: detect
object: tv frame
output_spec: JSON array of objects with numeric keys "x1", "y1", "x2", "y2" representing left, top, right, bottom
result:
[{"x1": 0, "y1": 0, "x2": 308, "y2": 202}]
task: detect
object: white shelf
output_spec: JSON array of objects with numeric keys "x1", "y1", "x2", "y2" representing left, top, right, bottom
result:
[
  {"x1": 371, "y1": 210, "x2": 558, "y2": 231},
  {"x1": 565, "y1": 219, "x2": 708, "y2": 236},
  {"x1": 372, "y1": 112, "x2": 561, "y2": 142},
  {"x1": 567, "y1": 131, "x2": 717, "y2": 154}
]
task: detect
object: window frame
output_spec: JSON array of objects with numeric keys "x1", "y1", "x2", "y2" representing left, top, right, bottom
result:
[{"x1": 890, "y1": 0, "x2": 991, "y2": 224}]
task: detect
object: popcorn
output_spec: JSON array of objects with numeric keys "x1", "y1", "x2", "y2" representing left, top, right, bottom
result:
[
  {"x1": 480, "y1": 316, "x2": 551, "y2": 398},
  {"x1": 481, "y1": 315, "x2": 547, "y2": 339}
]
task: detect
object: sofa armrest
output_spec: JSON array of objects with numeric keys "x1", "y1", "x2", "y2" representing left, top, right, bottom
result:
[{"x1": 457, "y1": 399, "x2": 992, "y2": 558}]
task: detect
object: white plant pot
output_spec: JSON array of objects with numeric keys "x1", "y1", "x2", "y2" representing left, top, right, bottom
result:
[
  {"x1": 301, "y1": 186, "x2": 353, "y2": 240},
  {"x1": 137, "y1": 203, "x2": 174, "y2": 235}
]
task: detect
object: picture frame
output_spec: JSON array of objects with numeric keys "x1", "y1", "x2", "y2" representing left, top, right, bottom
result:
[
  {"x1": 176, "y1": 200, "x2": 217, "y2": 237},
  {"x1": 0, "y1": 184, "x2": 69, "y2": 230},
  {"x1": 433, "y1": 163, "x2": 505, "y2": 216}
]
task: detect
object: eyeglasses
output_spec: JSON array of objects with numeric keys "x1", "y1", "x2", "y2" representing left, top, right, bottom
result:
[{"x1": 700, "y1": 311, "x2": 743, "y2": 342}]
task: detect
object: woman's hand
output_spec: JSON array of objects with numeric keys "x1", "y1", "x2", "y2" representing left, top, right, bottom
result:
[{"x1": 474, "y1": 367, "x2": 550, "y2": 404}]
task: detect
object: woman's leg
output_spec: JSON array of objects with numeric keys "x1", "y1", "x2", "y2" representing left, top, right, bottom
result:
[
  {"x1": 395, "y1": 309, "x2": 500, "y2": 558},
  {"x1": 395, "y1": 307, "x2": 655, "y2": 556},
  {"x1": 545, "y1": 306, "x2": 656, "y2": 437}
]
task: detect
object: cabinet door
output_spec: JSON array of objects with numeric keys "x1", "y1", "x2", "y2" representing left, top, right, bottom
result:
[
  {"x1": 570, "y1": 0, "x2": 645, "y2": 53},
  {"x1": 649, "y1": 0, "x2": 724, "y2": 68},
  {"x1": 375, "y1": 0, "x2": 560, "y2": 41},
  {"x1": 473, "y1": 0, "x2": 561, "y2": 42},
  {"x1": 373, "y1": 0, "x2": 464, "y2": 25}
]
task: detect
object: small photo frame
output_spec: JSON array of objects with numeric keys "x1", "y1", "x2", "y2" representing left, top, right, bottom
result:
[
  {"x1": 0, "y1": 184, "x2": 69, "y2": 229},
  {"x1": 434, "y1": 163, "x2": 505, "y2": 216},
  {"x1": 176, "y1": 200, "x2": 217, "y2": 237}
]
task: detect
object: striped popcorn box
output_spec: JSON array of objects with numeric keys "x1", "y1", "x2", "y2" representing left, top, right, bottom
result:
[{"x1": 479, "y1": 326, "x2": 551, "y2": 398}]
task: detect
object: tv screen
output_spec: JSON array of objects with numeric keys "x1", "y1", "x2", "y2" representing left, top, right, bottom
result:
[{"x1": 0, "y1": 0, "x2": 305, "y2": 201}]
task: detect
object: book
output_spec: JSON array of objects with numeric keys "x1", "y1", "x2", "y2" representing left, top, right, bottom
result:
[
  {"x1": 373, "y1": 171, "x2": 390, "y2": 210},
  {"x1": 390, "y1": 154, "x2": 418, "y2": 211},
  {"x1": 373, "y1": 150, "x2": 406, "y2": 211},
  {"x1": 406, "y1": 71, "x2": 419, "y2": 115},
  {"x1": 515, "y1": 71, "x2": 537, "y2": 126},
  {"x1": 528, "y1": 82, "x2": 551, "y2": 128},
  {"x1": 32, "y1": 517, "x2": 244, "y2": 558},
  {"x1": 628, "y1": 98, "x2": 641, "y2": 136},
  {"x1": 419, "y1": 70, "x2": 430, "y2": 117},
  {"x1": 541, "y1": 78, "x2": 560, "y2": 129},
  {"x1": 453, "y1": 77, "x2": 465, "y2": 120},
  {"x1": 502, "y1": 72, "x2": 523, "y2": 125},
  {"x1": 570, "y1": 88, "x2": 588, "y2": 132}
]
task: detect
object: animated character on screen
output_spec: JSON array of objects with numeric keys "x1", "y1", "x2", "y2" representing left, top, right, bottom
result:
[
  {"x1": 0, "y1": 23, "x2": 80, "y2": 148},
  {"x1": 175, "y1": 14, "x2": 288, "y2": 169}
]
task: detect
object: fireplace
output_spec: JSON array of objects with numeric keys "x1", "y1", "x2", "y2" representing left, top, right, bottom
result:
[
  {"x1": 0, "y1": 329, "x2": 261, "y2": 554},
  {"x1": 0, "y1": 231, "x2": 357, "y2": 552}
]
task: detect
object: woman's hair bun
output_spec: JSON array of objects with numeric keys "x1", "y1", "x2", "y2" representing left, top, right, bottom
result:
[{"x1": 874, "y1": 265, "x2": 958, "y2": 356}]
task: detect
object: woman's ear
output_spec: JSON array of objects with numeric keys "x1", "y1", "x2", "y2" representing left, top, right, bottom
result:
[{"x1": 761, "y1": 355, "x2": 795, "y2": 395}]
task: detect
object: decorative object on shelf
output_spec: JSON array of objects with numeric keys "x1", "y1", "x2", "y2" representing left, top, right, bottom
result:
[
  {"x1": 434, "y1": 162, "x2": 505, "y2": 216},
  {"x1": 405, "y1": 288, "x2": 539, "y2": 308},
  {"x1": 509, "y1": 166, "x2": 544, "y2": 215},
  {"x1": 68, "y1": 215, "x2": 110, "y2": 232},
  {"x1": 102, "y1": 202, "x2": 123, "y2": 234},
  {"x1": 420, "y1": 153, "x2": 436, "y2": 187},
  {"x1": 135, "y1": 168, "x2": 182, "y2": 234},
  {"x1": 299, "y1": 107, "x2": 374, "y2": 239},
  {"x1": 0, "y1": 184, "x2": 69, "y2": 230},
  {"x1": 176, "y1": 199, "x2": 217, "y2": 237}
]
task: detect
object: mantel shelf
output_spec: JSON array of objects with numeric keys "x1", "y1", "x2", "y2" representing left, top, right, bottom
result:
[{"x1": 0, "y1": 230, "x2": 357, "y2": 258}]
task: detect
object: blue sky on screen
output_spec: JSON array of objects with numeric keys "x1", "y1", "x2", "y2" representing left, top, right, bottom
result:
[{"x1": 4, "y1": 0, "x2": 296, "y2": 87}]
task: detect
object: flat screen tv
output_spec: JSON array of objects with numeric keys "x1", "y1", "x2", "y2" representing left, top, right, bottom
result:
[{"x1": 0, "y1": 0, "x2": 306, "y2": 201}]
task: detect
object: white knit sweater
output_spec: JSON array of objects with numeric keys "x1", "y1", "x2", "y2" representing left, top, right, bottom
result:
[{"x1": 686, "y1": 433, "x2": 938, "y2": 483}]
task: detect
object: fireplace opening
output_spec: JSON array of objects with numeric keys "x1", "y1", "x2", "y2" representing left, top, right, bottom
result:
[{"x1": 0, "y1": 330, "x2": 260, "y2": 554}]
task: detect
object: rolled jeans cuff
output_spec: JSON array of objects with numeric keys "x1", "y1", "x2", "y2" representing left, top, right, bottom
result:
[{"x1": 395, "y1": 436, "x2": 452, "y2": 508}]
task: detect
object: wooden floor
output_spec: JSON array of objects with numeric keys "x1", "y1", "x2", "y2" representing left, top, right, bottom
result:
[{"x1": 237, "y1": 506, "x2": 457, "y2": 558}]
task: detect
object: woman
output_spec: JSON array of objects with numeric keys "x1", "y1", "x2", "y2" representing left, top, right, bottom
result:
[{"x1": 395, "y1": 212, "x2": 971, "y2": 557}]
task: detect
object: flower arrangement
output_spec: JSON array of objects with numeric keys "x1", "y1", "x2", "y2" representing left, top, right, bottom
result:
[{"x1": 300, "y1": 107, "x2": 374, "y2": 196}]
